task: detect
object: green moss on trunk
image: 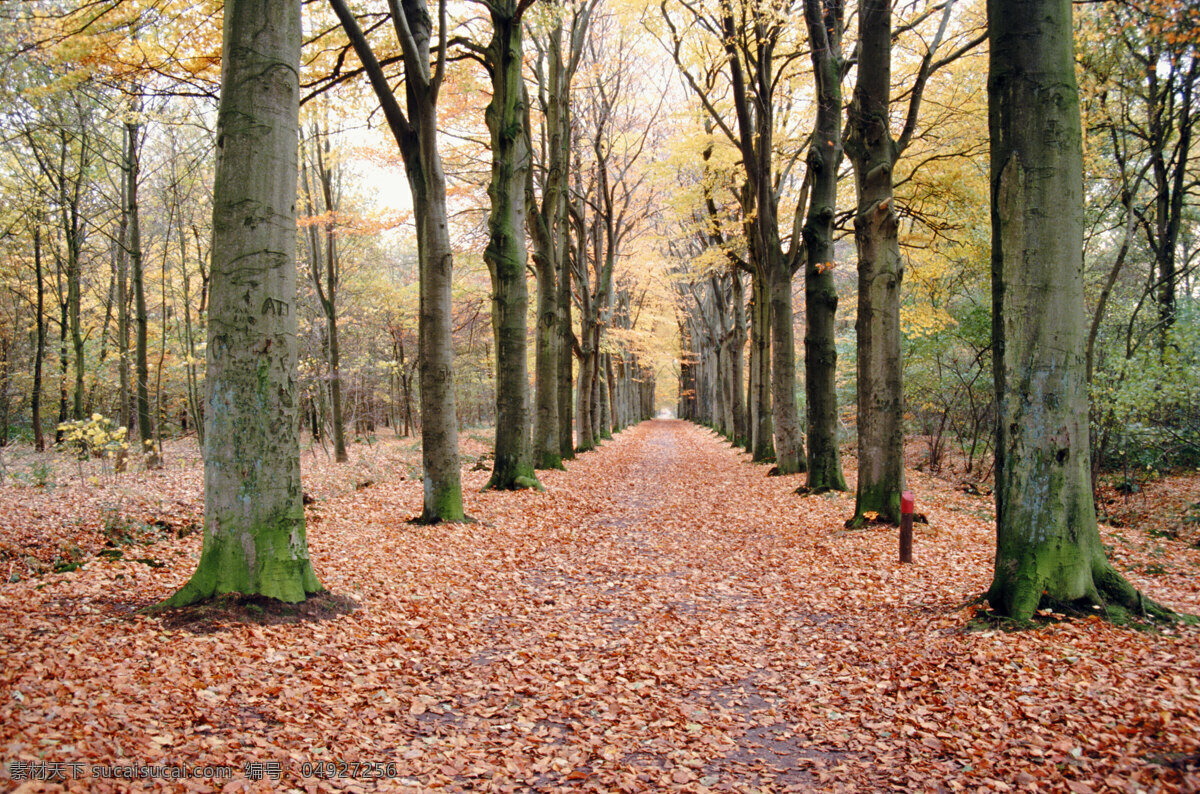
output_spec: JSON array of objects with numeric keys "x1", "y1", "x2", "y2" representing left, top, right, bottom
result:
[{"x1": 845, "y1": 482, "x2": 901, "y2": 528}]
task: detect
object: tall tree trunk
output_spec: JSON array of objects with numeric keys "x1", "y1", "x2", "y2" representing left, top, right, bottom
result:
[
  {"x1": 179, "y1": 223, "x2": 205, "y2": 448},
  {"x1": 32, "y1": 222, "x2": 46, "y2": 452},
  {"x1": 56, "y1": 259, "x2": 68, "y2": 443},
  {"x1": 116, "y1": 130, "x2": 131, "y2": 439},
  {"x1": 845, "y1": 0, "x2": 904, "y2": 526},
  {"x1": 397, "y1": 338, "x2": 414, "y2": 437},
  {"x1": 325, "y1": 276, "x2": 347, "y2": 460},
  {"x1": 987, "y1": 0, "x2": 1174, "y2": 622},
  {"x1": 749, "y1": 274, "x2": 774, "y2": 462},
  {"x1": 557, "y1": 245, "x2": 575, "y2": 459},
  {"x1": 114, "y1": 132, "x2": 131, "y2": 470},
  {"x1": 328, "y1": 0, "x2": 465, "y2": 522},
  {"x1": 590, "y1": 339, "x2": 604, "y2": 441},
  {"x1": 128, "y1": 120, "x2": 160, "y2": 469},
  {"x1": 767, "y1": 264, "x2": 804, "y2": 472},
  {"x1": 801, "y1": 0, "x2": 848, "y2": 493},
  {"x1": 164, "y1": 0, "x2": 322, "y2": 606},
  {"x1": 576, "y1": 349, "x2": 594, "y2": 451},
  {"x1": 597, "y1": 352, "x2": 610, "y2": 439},
  {"x1": 301, "y1": 125, "x2": 348, "y2": 462},
  {"x1": 484, "y1": 2, "x2": 540, "y2": 491},
  {"x1": 532, "y1": 240, "x2": 561, "y2": 468},
  {"x1": 1144, "y1": 55, "x2": 1194, "y2": 349},
  {"x1": 528, "y1": 14, "x2": 573, "y2": 472},
  {"x1": 603, "y1": 352, "x2": 616, "y2": 436},
  {"x1": 413, "y1": 172, "x2": 464, "y2": 520},
  {"x1": 64, "y1": 180, "x2": 84, "y2": 423},
  {"x1": 730, "y1": 269, "x2": 747, "y2": 448},
  {"x1": 714, "y1": 0, "x2": 804, "y2": 474},
  {"x1": 0, "y1": 336, "x2": 10, "y2": 446}
]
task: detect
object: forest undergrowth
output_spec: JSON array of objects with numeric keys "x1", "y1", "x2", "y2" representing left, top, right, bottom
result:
[{"x1": 0, "y1": 420, "x2": 1197, "y2": 792}]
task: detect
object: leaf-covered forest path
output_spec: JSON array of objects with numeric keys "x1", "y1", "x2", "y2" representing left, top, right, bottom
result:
[{"x1": 2, "y1": 420, "x2": 1199, "y2": 792}]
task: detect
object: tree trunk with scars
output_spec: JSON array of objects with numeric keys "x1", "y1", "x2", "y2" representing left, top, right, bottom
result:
[
  {"x1": 164, "y1": 0, "x2": 322, "y2": 606},
  {"x1": 987, "y1": 0, "x2": 1179, "y2": 623},
  {"x1": 801, "y1": 0, "x2": 848, "y2": 494},
  {"x1": 483, "y1": 0, "x2": 540, "y2": 491}
]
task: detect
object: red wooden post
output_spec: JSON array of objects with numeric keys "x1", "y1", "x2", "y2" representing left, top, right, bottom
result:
[{"x1": 900, "y1": 491, "x2": 914, "y2": 564}]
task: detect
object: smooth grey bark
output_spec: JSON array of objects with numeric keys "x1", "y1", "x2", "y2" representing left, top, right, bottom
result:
[
  {"x1": 987, "y1": 0, "x2": 1176, "y2": 623},
  {"x1": 164, "y1": 0, "x2": 322, "y2": 606},
  {"x1": 328, "y1": 0, "x2": 465, "y2": 522},
  {"x1": 572, "y1": 179, "x2": 596, "y2": 452},
  {"x1": 598, "y1": 352, "x2": 612, "y2": 438},
  {"x1": 799, "y1": 0, "x2": 848, "y2": 494}
]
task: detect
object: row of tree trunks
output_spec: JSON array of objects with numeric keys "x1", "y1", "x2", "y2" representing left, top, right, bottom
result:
[
  {"x1": 715, "y1": 0, "x2": 804, "y2": 475},
  {"x1": 159, "y1": 0, "x2": 1182, "y2": 629},
  {"x1": 529, "y1": 0, "x2": 598, "y2": 473}
]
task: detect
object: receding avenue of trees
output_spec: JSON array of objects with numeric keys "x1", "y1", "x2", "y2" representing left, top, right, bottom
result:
[{"x1": 0, "y1": 0, "x2": 1196, "y2": 622}]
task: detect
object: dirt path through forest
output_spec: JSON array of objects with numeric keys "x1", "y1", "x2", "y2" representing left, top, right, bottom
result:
[
  {"x1": 506, "y1": 420, "x2": 850, "y2": 787},
  {"x1": 1, "y1": 419, "x2": 1197, "y2": 792}
]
